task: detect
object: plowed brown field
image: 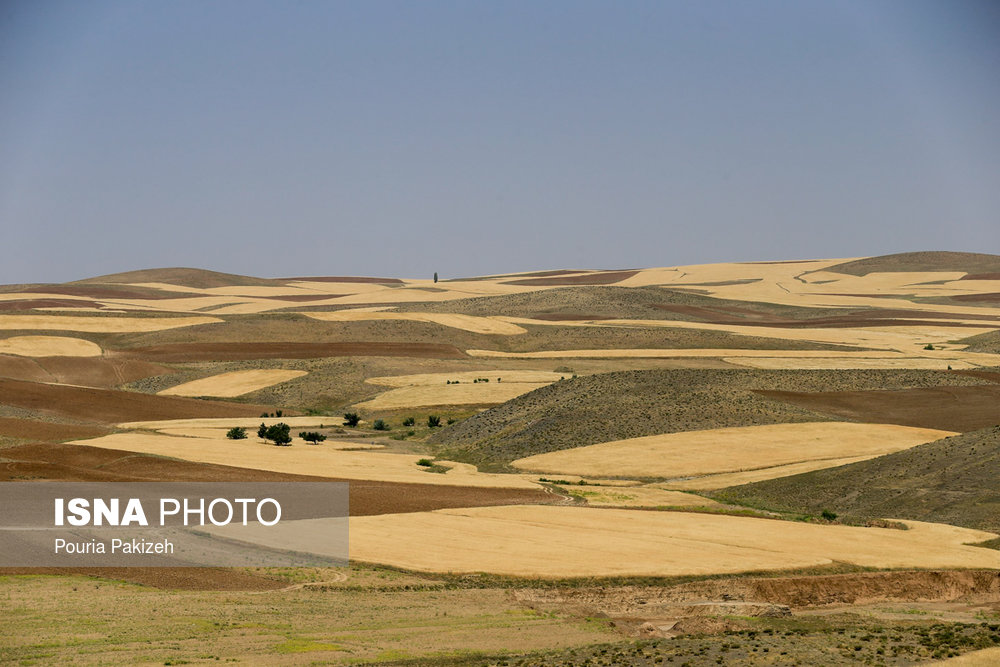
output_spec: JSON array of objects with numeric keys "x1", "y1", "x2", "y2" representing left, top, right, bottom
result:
[
  {"x1": 0, "y1": 379, "x2": 276, "y2": 423},
  {"x1": 759, "y1": 384, "x2": 1000, "y2": 432}
]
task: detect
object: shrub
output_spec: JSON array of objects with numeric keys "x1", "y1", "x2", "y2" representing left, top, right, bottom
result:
[
  {"x1": 343, "y1": 412, "x2": 360, "y2": 427},
  {"x1": 275, "y1": 410, "x2": 283, "y2": 417},
  {"x1": 262, "y1": 423, "x2": 292, "y2": 446},
  {"x1": 298, "y1": 431, "x2": 326, "y2": 444},
  {"x1": 402, "y1": 417, "x2": 415, "y2": 426},
  {"x1": 821, "y1": 509, "x2": 838, "y2": 521},
  {"x1": 226, "y1": 427, "x2": 247, "y2": 440},
  {"x1": 417, "y1": 458, "x2": 433, "y2": 467},
  {"x1": 427, "y1": 415, "x2": 441, "y2": 428},
  {"x1": 924, "y1": 343, "x2": 935, "y2": 350},
  {"x1": 447, "y1": 418, "x2": 457, "y2": 425},
  {"x1": 372, "y1": 419, "x2": 389, "y2": 431}
]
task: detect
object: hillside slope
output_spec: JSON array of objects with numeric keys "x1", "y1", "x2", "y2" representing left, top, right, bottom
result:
[
  {"x1": 75, "y1": 267, "x2": 279, "y2": 288},
  {"x1": 711, "y1": 426, "x2": 1000, "y2": 533},
  {"x1": 823, "y1": 251, "x2": 1000, "y2": 277},
  {"x1": 431, "y1": 368, "x2": 986, "y2": 470}
]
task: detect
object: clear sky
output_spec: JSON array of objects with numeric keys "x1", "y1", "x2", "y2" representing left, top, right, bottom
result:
[{"x1": 1, "y1": 0, "x2": 997, "y2": 284}]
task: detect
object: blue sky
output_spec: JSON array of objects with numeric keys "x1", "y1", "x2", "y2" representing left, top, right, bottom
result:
[{"x1": 1, "y1": 0, "x2": 997, "y2": 283}]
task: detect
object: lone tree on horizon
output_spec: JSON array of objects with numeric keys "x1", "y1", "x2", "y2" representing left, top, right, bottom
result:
[{"x1": 433, "y1": 272, "x2": 438, "y2": 283}]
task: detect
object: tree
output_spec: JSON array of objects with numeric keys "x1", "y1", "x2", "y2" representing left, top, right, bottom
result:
[
  {"x1": 402, "y1": 417, "x2": 415, "y2": 426},
  {"x1": 262, "y1": 423, "x2": 292, "y2": 446},
  {"x1": 226, "y1": 427, "x2": 247, "y2": 440},
  {"x1": 433, "y1": 272, "x2": 438, "y2": 283},
  {"x1": 257, "y1": 423, "x2": 268, "y2": 439},
  {"x1": 372, "y1": 419, "x2": 389, "y2": 431},
  {"x1": 343, "y1": 412, "x2": 360, "y2": 427},
  {"x1": 299, "y1": 431, "x2": 327, "y2": 444},
  {"x1": 427, "y1": 415, "x2": 442, "y2": 428}
]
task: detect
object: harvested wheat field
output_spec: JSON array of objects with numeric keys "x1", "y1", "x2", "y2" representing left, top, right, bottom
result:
[
  {"x1": 70, "y1": 432, "x2": 540, "y2": 488},
  {"x1": 511, "y1": 422, "x2": 955, "y2": 480},
  {"x1": 0, "y1": 335, "x2": 102, "y2": 357},
  {"x1": 158, "y1": 369, "x2": 308, "y2": 397},
  {"x1": 0, "y1": 443, "x2": 549, "y2": 515},
  {"x1": 303, "y1": 505, "x2": 1000, "y2": 577},
  {"x1": 560, "y1": 485, "x2": 723, "y2": 508},
  {"x1": 119, "y1": 341, "x2": 467, "y2": 362},
  {"x1": 658, "y1": 455, "x2": 878, "y2": 490},
  {"x1": 0, "y1": 314, "x2": 220, "y2": 332},
  {"x1": 303, "y1": 310, "x2": 527, "y2": 334}
]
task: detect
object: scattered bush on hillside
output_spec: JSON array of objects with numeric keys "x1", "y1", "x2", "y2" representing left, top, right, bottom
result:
[
  {"x1": 262, "y1": 423, "x2": 292, "y2": 446},
  {"x1": 372, "y1": 419, "x2": 389, "y2": 431},
  {"x1": 821, "y1": 509, "x2": 838, "y2": 521},
  {"x1": 226, "y1": 427, "x2": 247, "y2": 440},
  {"x1": 924, "y1": 344, "x2": 935, "y2": 350},
  {"x1": 343, "y1": 412, "x2": 360, "y2": 427},
  {"x1": 402, "y1": 417, "x2": 415, "y2": 426},
  {"x1": 427, "y1": 415, "x2": 442, "y2": 428},
  {"x1": 299, "y1": 431, "x2": 326, "y2": 444},
  {"x1": 417, "y1": 458, "x2": 433, "y2": 467}
]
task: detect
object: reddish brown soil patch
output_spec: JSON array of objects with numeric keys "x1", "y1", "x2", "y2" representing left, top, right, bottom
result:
[
  {"x1": 0, "y1": 379, "x2": 278, "y2": 424},
  {"x1": 530, "y1": 313, "x2": 617, "y2": 321},
  {"x1": 0, "y1": 355, "x2": 52, "y2": 383},
  {"x1": 118, "y1": 342, "x2": 467, "y2": 362},
  {"x1": 758, "y1": 384, "x2": 1000, "y2": 432},
  {"x1": 961, "y1": 273, "x2": 1000, "y2": 280},
  {"x1": 41, "y1": 357, "x2": 171, "y2": 387},
  {"x1": 1, "y1": 443, "x2": 551, "y2": 515},
  {"x1": 952, "y1": 370, "x2": 1000, "y2": 384},
  {"x1": 282, "y1": 276, "x2": 404, "y2": 284},
  {"x1": 503, "y1": 270, "x2": 640, "y2": 286},
  {"x1": 0, "y1": 356, "x2": 171, "y2": 388},
  {"x1": 0, "y1": 299, "x2": 102, "y2": 310},
  {"x1": 0, "y1": 419, "x2": 108, "y2": 442}
]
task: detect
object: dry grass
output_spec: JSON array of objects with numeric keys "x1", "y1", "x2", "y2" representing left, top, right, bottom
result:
[
  {"x1": 0, "y1": 314, "x2": 220, "y2": 332},
  {"x1": 71, "y1": 431, "x2": 540, "y2": 488},
  {"x1": 0, "y1": 335, "x2": 102, "y2": 357},
  {"x1": 342, "y1": 505, "x2": 1000, "y2": 577},
  {"x1": 158, "y1": 369, "x2": 308, "y2": 397},
  {"x1": 511, "y1": 422, "x2": 955, "y2": 479}
]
